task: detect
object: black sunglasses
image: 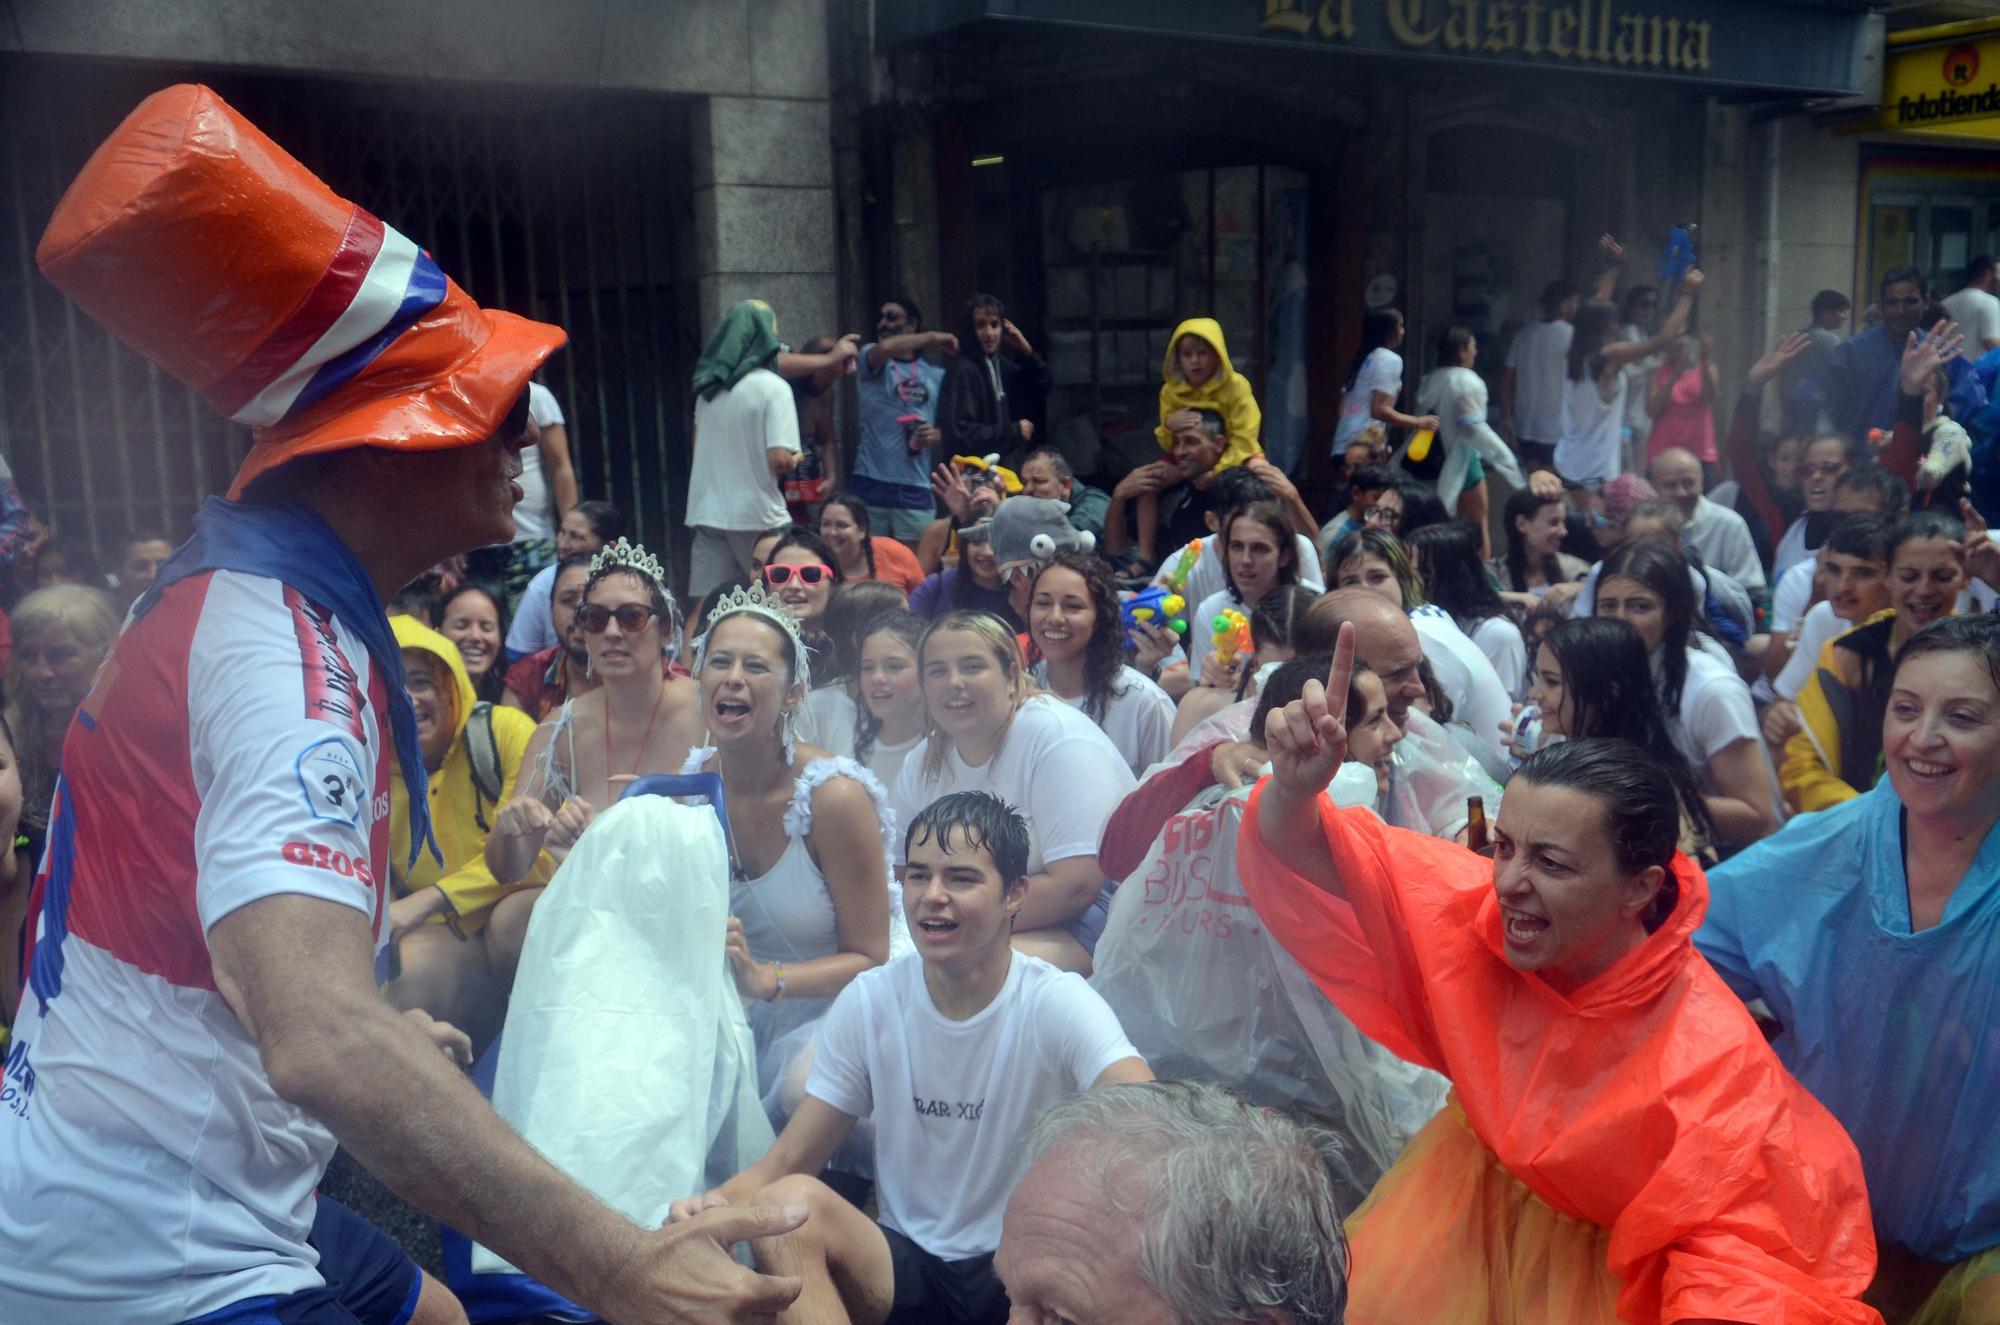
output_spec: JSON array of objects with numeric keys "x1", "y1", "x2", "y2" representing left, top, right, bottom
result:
[{"x1": 578, "y1": 603, "x2": 658, "y2": 634}]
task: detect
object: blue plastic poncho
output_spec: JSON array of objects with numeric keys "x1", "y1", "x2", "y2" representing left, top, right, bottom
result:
[{"x1": 1697, "y1": 779, "x2": 2000, "y2": 1262}]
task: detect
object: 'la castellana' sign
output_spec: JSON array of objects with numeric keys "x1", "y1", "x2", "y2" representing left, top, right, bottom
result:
[
  {"x1": 880, "y1": 0, "x2": 1871, "y2": 99},
  {"x1": 1264, "y1": 0, "x2": 1712, "y2": 73}
]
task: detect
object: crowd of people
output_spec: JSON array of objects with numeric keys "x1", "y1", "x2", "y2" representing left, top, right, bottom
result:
[{"x1": 4, "y1": 83, "x2": 2000, "y2": 1325}]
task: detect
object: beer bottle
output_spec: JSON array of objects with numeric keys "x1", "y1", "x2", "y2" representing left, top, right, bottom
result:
[{"x1": 1466, "y1": 795, "x2": 1490, "y2": 856}]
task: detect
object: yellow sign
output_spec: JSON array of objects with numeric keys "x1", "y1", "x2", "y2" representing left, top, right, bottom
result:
[
  {"x1": 1262, "y1": 0, "x2": 1712, "y2": 73},
  {"x1": 1880, "y1": 32, "x2": 2000, "y2": 138}
]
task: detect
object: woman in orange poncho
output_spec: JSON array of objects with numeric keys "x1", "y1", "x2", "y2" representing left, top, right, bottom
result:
[{"x1": 1240, "y1": 623, "x2": 1882, "y2": 1325}]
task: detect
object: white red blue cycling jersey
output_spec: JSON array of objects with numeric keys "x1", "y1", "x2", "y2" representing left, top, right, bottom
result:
[{"x1": 0, "y1": 569, "x2": 392, "y2": 1324}]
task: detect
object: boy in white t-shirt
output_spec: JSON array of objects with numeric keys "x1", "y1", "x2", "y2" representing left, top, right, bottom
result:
[{"x1": 670, "y1": 792, "x2": 1152, "y2": 1325}]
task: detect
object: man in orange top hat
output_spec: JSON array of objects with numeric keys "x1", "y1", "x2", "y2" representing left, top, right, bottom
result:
[{"x1": 0, "y1": 85, "x2": 804, "y2": 1325}]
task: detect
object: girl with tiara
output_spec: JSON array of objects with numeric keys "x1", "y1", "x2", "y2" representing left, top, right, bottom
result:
[
  {"x1": 484, "y1": 538, "x2": 706, "y2": 987},
  {"x1": 682, "y1": 581, "x2": 905, "y2": 1137}
]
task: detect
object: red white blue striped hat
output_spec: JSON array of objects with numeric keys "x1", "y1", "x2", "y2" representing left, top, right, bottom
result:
[{"x1": 35, "y1": 83, "x2": 565, "y2": 496}]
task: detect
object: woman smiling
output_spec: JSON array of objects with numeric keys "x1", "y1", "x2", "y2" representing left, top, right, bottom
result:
[
  {"x1": 1241, "y1": 629, "x2": 1880, "y2": 1321},
  {"x1": 891, "y1": 611, "x2": 1134, "y2": 973},
  {"x1": 1781, "y1": 509, "x2": 1998, "y2": 813},
  {"x1": 1026, "y1": 552, "x2": 1173, "y2": 776},
  {"x1": 1702, "y1": 614, "x2": 2000, "y2": 1321}
]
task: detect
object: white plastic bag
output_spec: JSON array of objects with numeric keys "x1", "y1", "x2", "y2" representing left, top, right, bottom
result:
[
  {"x1": 475, "y1": 796, "x2": 774, "y2": 1274},
  {"x1": 1090, "y1": 784, "x2": 1447, "y2": 1204}
]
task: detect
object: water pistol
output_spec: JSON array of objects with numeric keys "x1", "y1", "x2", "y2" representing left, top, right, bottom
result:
[
  {"x1": 1121, "y1": 586, "x2": 1187, "y2": 646},
  {"x1": 1164, "y1": 539, "x2": 1202, "y2": 593},
  {"x1": 1211, "y1": 609, "x2": 1250, "y2": 669},
  {"x1": 1659, "y1": 225, "x2": 1697, "y2": 284}
]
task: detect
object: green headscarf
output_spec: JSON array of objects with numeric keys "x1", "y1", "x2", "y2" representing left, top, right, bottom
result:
[{"x1": 692, "y1": 299, "x2": 784, "y2": 401}]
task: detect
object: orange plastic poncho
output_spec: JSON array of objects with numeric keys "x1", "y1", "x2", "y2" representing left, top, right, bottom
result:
[{"x1": 1236, "y1": 785, "x2": 1881, "y2": 1325}]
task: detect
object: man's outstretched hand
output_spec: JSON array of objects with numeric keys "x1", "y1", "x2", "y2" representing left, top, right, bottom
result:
[
  {"x1": 1264, "y1": 621, "x2": 1354, "y2": 800},
  {"x1": 600, "y1": 1202, "x2": 808, "y2": 1324}
]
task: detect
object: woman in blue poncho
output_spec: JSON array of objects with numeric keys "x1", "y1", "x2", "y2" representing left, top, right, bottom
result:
[{"x1": 1698, "y1": 613, "x2": 2000, "y2": 1324}]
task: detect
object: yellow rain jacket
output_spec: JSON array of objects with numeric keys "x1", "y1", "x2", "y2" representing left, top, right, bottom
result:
[
  {"x1": 1782, "y1": 609, "x2": 1899, "y2": 815},
  {"x1": 391, "y1": 616, "x2": 545, "y2": 933},
  {"x1": 1154, "y1": 316, "x2": 1263, "y2": 471}
]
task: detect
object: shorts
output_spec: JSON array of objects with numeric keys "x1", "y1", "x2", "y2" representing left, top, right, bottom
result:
[
  {"x1": 865, "y1": 504, "x2": 935, "y2": 543},
  {"x1": 1063, "y1": 880, "x2": 1116, "y2": 954},
  {"x1": 1515, "y1": 437, "x2": 1556, "y2": 470},
  {"x1": 688, "y1": 526, "x2": 765, "y2": 598},
  {"x1": 181, "y1": 1196, "x2": 423, "y2": 1325},
  {"x1": 882, "y1": 1225, "x2": 1009, "y2": 1325}
]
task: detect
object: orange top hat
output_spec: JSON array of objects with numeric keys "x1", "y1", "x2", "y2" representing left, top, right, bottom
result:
[{"x1": 35, "y1": 84, "x2": 566, "y2": 497}]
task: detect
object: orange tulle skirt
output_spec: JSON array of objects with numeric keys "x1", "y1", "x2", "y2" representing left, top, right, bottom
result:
[{"x1": 1346, "y1": 1098, "x2": 1624, "y2": 1324}]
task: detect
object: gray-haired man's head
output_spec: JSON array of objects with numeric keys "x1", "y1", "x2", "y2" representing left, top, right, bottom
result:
[{"x1": 996, "y1": 1080, "x2": 1352, "y2": 1324}]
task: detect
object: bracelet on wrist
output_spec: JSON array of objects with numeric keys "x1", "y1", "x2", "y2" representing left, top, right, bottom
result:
[{"x1": 769, "y1": 961, "x2": 787, "y2": 1003}]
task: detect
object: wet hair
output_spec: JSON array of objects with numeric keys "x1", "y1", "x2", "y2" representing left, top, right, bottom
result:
[
  {"x1": 1394, "y1": 482, "x2": 1451, "y2": 537},
  {"x1": 1540, "y1": 280, "x2": 1578, "y2": 318},
  {"x1": 1023, "y1": 1081, "x2": 1353, "y2": 1325},
  {"x1": 1500, "y1": 486, "x2": 1568, "y2": 592},
  {"x1": 1811, "y1": 289, "x2": 1851, "y2": 320},
  {"x1": 1894, "y1": 613, "x2": 2000, "y2": 704},
  {"x1": 1192, "y1": 408, "x2": 1227, "y2": 441},
  {"x1": 1029, "y1": 552, "x2": 1124, "y2": 725},
  {"x1": 852, "y1": 608, "x2": 928, "y2": 764},
  {"x1": 1566, "y1": 300, "x2": 1621, "y2": 382},
  {"x1": 390, "y1": 580, "x2": 439, "y2": 627},
  {"x1": 918, "y1": 611, "x2": 1034, "y2": 780},
  {"x1": 1416, "y1": 655, "x2": 1454, "y2": 725},
  {"x1": 1250, "y1": 652, "x2": 1313, "y2": 733},
  {"x1": 1891, "y1": 508, "x2": 1965, "y2": 562},
  {"x1": 567, "y1": 499, "x2": 624, "y2": 545},
  {"x1": 1220, "y1": 502, "x2": 1300, "y2": 604},
  {"x1": 1345, "y1": 463, "x2": 1397, "y2": 503},
  {"x1": 1023, "y1": 448, "x2": 1073, "y2": 484},
  {"x1": 1330, "y1": 527, "x2": 1422, "y2": 609},
  {"x1": 1824, "y1": 512, "x2": 1895, "y2": 564},
  {"x1": 437, "y1": 581, "x2": 510, "y2": 702},
  {"x1": 1405, "y1": 519, "x2": 1505, "y2": 627},
  {"x1": 818, "y1": 492, "x2": 877, "y2": 582},
  {"x1": 1205, "y1": 465, "x2": 1276, "y2": 519},
  {"x1": 1249, "y1": 584, "x2": 1321, "y2": 657},
  {"x1": 1434, "y1": 325, "x2": 1476, "y2": 368},
  {"x1": 1833, "y1": 464, "x2": 1910, "y2": 517},
  {"x1": 905, "y1": 789, "x2": 1029, "y2": 885},
  {"x1": 1513, "y1": 738, "x2": 1680, "y2": 931},
  {"x1": 1537, "y1": 618, "x2": 1718, "y2": 859},
  {"x1": 1346, "y1": 308, "x2": 1404, "y2": 388},
  {"x1": 822, "y1": 579, "x2": 906, "y2": 685},
  {"x1": 1595, "y1": 538, "x2": 1702, "y2": 712}
]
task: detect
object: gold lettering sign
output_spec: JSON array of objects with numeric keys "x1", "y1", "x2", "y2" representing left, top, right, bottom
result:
[{"x1": 1264, "y1": 0, "x2": 1715, "y2": 75}]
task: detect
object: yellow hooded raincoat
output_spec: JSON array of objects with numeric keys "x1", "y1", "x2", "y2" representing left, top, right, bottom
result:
[
  {"x1": 391, "y1": 616, "x2": 547, "y2": 933},
  {"x1": 1154, "y1": 316, "x2": 1263, "y2": 471}
]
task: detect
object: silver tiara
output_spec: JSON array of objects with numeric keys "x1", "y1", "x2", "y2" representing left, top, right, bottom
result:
[
  {"x1": 696, "y1": 581, "x2": 812, "y2": 691},
  {"x1": 588, "y1": 537, "x2": 670, "y2": 596}
]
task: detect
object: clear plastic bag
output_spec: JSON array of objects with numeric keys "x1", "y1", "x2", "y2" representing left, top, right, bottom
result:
[
  {"x1": 475, "y1": 795, "x2": 774, "y2": 1275},
  {"x1": 1089, "y1": 783, "x2": 1447, "y2": 1205}
]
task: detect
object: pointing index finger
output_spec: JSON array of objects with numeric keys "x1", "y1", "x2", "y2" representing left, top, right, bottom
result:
[{"x1": 1327, "y1": 621, "x2": 1355, "y2": 716}]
